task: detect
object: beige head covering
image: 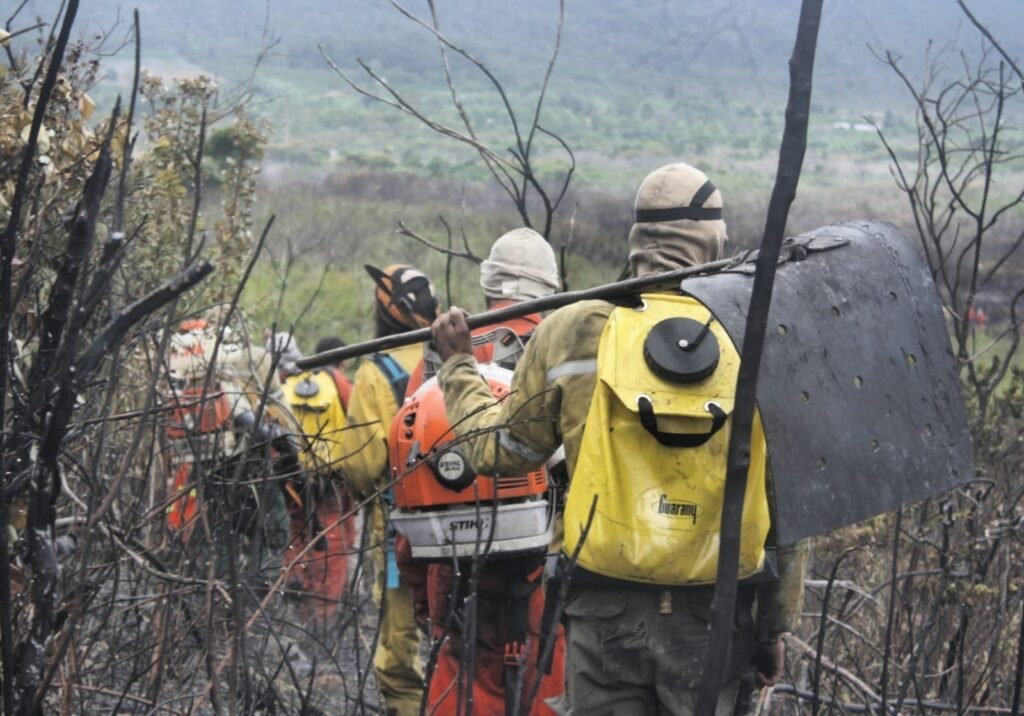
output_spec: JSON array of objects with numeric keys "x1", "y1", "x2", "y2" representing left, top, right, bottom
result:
[
  {"x1": 628, "y1": 163, "x2": 728, "y2": 277},
  {"x1": 480, "y1": 227, "x2": 560, "y2": 301}
]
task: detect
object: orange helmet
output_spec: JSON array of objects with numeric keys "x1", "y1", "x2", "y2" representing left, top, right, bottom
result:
[{"x1": 365, "y1": 264, "x2": 438, "y2": 331}]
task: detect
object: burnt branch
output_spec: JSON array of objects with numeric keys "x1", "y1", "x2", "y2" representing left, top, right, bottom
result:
[
  {"x1": 75, "y1": 261, "x2": 215, "y2": 382},
  {"x1": 112, "y1": 10, "x2": 141, "y2": 234},
  {"x1": 696, "y1": 1, "x2": 823, "y2": 712}
]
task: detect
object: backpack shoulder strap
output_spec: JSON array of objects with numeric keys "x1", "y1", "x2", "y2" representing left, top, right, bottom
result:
[{"x1": 370, "y1": 353, "x2": 410, "y2": 406}]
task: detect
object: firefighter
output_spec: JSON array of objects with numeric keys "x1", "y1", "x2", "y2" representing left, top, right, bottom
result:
[
  {"x1": 337, "y1": 264, "x2": 438, "y2": 716},
  {"x1": 430, "y1": 163, "x2": 809, "y2": 714},
  {"x1": 280, "y1": 335, "x2": 357, "y2": 622},
  {"x1": 163, "y1": 316, "x2": 292, "y2": 587},
  {"x1": 396, "y1": 228, "x2": 566, "y2": 715}
]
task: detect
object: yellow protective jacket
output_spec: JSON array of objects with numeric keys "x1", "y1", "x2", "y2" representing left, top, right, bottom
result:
[
  {"x1": 437, "y1": 298, "x2": 808, "y2": 636},
  {"x1": 337, "y1": 343, "x2": 423, "y2": 497}
]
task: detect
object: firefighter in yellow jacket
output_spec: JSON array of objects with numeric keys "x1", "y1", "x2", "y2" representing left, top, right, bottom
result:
[
  {"x1": 338, "y1": 264, "x2": 437, "y2": 716},
  {"x1": 431, "y1": 163, "x2": 808, "y2": 715}
]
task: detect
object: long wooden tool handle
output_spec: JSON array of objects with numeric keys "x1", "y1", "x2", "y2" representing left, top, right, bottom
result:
[{"x1": 294, "y1": 256, "x2": 735, "y2": 369}]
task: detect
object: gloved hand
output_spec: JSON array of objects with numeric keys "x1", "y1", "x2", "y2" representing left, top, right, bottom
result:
[{"x1": 751, "y1": 638, "x2": 784, "y2": 686}]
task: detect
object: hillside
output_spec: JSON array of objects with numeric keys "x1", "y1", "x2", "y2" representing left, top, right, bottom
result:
[
  {"x1": 35, "y1": 0, "x2": 1022, "y2": 96},
  {"x1": 21, "y1": 0, "x2": 1023, "y2": 188}
]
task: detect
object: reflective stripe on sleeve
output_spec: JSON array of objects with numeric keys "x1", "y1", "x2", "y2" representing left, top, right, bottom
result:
[
  {"x1": 546, "y1": 359, "x2": 597, "y2": 384},
  {"x1": 498, "y1": 429, "x2": 548, "y2": 462}
]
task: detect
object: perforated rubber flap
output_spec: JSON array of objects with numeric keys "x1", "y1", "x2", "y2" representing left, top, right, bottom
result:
[{"x1": 680, "y1": 221, "x2": 974, "y2": 544}]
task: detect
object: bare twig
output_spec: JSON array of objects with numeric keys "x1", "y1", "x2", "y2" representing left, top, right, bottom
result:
[
  {"x1": 956, "y1": 1, "x2": 1024, "y2": 90},
  {"x1": 323, "y1": 0, "x2": 574, "y2": 243},
  {"x1": 880, "y1": 509, "x2": 903, "y2": 716},
  {"x1": 396, "y1": 219, "x2": 482, "y2": 265}
]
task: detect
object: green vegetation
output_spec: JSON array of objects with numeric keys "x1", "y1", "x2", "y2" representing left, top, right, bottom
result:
[
  {"x1": 62, "y1": 0, "x2": 1018, "y2": 196},
  {"x1": 3, "y1": 2, "x2": 1022, "y2": 712},
  {"x1": 240, "y1": 185, "x2": 620, "y2": 350}
]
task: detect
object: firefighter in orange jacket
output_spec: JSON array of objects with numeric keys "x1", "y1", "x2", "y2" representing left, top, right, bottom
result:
[{"x1": 396, "y1": 228, "x2": 567, "y2": 715}]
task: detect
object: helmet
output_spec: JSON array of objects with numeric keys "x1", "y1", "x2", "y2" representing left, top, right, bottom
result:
[
  {"x1": 366, "y1": 263, "x2": 438, "y2": 331},
  {"x1": 628, "y1": 162, "x2": 728, "y2": 276},
  {"x1": 479, "y1": 227, "x2": 560, "y2": 301}
]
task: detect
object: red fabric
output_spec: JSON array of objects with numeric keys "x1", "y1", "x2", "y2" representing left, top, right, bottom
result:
[
  {"x1": 420, "y1": 563, "x2": 566, "y2": 715},
  {"x1": 283, "y1": 486, "x2": 357, "y2": 621},
  {"x1": 404, "y1": 307, "x2": 542, "y2": 400},
  {"x1": 327, "y1": 367, "x2": 353, "y2": 411},
  {"x1": 967, "y1": 306, "x2": 988, "y2": 328}
]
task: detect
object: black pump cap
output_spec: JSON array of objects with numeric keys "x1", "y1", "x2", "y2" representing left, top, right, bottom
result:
[{"x1": 643, "y1": 317, "x2": 720, "y2": 384}]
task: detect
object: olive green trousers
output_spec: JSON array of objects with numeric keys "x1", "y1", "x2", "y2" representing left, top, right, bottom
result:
[{"x1": 562, "y1": 585, "x2": 753, "y2": 716}]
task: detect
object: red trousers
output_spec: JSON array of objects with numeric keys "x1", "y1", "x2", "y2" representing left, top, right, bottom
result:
[
  {"x1": 283, "y1": 485, "x2": 357, "y2": 621},
  {"x1": 399, "y1": 539, "x2": 566, "y2": 715},
  {"x1": 425, "y1": 580, "x2": 565, "y2": 715}
]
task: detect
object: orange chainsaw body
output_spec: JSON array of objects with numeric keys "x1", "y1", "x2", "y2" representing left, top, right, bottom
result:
[
  {"x1": 390, "y1": 368, "x2": 546, "y2": 508},
  {"x1": 388, "y1": 364, "x2": 553, "y2": 560}
]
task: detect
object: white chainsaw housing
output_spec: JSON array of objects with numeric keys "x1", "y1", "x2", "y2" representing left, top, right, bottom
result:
[{"x1": 392, "y1": 498, "x2": 554, "y2": 560}]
